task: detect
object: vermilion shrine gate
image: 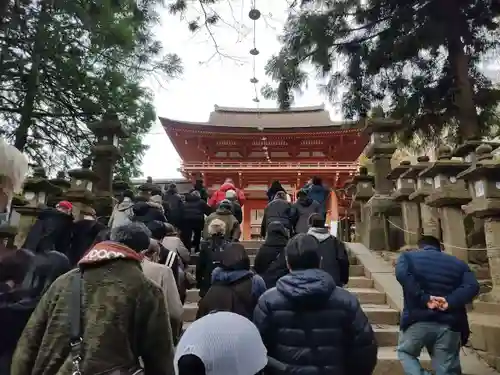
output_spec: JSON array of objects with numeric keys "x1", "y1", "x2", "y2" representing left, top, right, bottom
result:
[{"x1": 161, "y1": 105, "x2": 369, "y2": 240}]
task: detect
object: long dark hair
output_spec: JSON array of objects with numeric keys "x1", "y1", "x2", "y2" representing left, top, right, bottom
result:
[{"x1": 269, "y1": 180, "x2": 284, "y2": 193}]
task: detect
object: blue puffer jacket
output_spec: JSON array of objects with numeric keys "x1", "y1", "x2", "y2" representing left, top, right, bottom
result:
[
  {"x1": 253, "y1": 269, "x2": 377, "y2": 375},
  {"x1": 304, "y1": 184, "x2": 329, "y2": 213},
  {"x1": 395, "y1": 246, "x2": 479, "y2": 343}
]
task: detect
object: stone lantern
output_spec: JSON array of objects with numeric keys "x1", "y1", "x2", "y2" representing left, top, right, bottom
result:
[
  {"x1": 66, "y1": 157, "x2": 100, "y2": 220},
  {"x1": 88, "y1": 113, "x2": 127, "y2": 217},
  {"x1": 459, "y1": 144, "x2": 500, "y2": 302},
  {"x1": 21, "y1": 167, "x2": 61, "y2": 208},
  {"x1": 47, "y1": 171, "x2": 71, "y2": 207},
  {"x1": 351, "y1": 166, "x2": 374, "y2": 244},
  {"x1": 453, "y1": 140, "x2": 500, "y2": 165},
  {"x1": 406, "y1": 156, "x2": 440, "y2": 239},
  {"x1": 362, "y1": 118, "x2": 401, "y2": 251},
  {"x1": 13, "y1": 167, "x2": 61, "y2": 248},
  {"x1": 388, "y1": 160, "x2": 420, "y2": 248},
  {"x1": 419, "y1": 145, "x2": 470, "y2": 261}
]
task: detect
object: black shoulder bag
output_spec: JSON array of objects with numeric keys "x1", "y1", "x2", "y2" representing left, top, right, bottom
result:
[{"x1": 69, "y1": 271, "x2": 144, "y2": 375}]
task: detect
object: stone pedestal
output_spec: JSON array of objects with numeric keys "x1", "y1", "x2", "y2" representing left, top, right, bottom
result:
[
  {"x1": 66, "y1": 158, "x2": 100, "y2": 221},
  {"x1": 420, "y1": 145, "x2": 470, "y2": 261},
  {"x1": 460, "y1": 144, "x2": 500, "y2": 301},
  {"x1": 362, "y1": 119, "x2": 400, "y2": 251},
  {"x1": 389, "y1": 161, "x2": 420, "y2": 248},
  {"x1": 88, "y1": 113, "x2": 127, "y2": 217}
]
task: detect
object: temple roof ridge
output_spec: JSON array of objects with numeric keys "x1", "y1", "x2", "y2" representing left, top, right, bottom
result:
[{"x1": 212, "y1": 104, "x2": 326, "y2": 113}]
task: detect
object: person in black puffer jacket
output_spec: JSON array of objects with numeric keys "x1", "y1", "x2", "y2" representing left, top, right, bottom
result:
[
  {"x1": 22, "y1": 202, "x2": 74, "y2": 255},
  {"x1": 307, "y1": 213, "x2": 350, "y2": 287},
  {"x1": 253, "y1": 221, "x2": 289, "y2": 288},
  {"x1": 260, "y1": 191, "x2": 296, "y2": 238},
  {"x1": 163, "y1": 183, "x2": 184, "y2": 229},
  {"x1": 292, "y1": 189, "x2": 322, "y2": 234},
  {"x1": 180, "y1": 190, "x2": 210, "y2": 252},
  {"x1": 132, "y1": 198, "x2": 167, "y2": 226},
  {"x1": 0, "y1": 249, "x2": 70, "y2": 374},
  {"x1": 253, "y1": 233, "x2": 377, "y2": 375}
]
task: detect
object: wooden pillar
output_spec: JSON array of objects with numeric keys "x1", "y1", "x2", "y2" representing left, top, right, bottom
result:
[{"x1": 243, "y1": 201, "x2": 252, "y2": 240}]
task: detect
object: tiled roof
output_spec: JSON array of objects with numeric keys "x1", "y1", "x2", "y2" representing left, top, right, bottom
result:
[{"x1": 160, "y1": 104, "x2": 360, "y2": 130}]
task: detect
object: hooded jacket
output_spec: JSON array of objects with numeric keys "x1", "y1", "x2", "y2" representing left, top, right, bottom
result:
[
  {"x1": 253, "y1": 222, "x2": 289, "y2": 288},
  {"x1": 292, "y1": 197, "x2": 322, "y2": 234},
  {"x1": 196, "y1": 268, "x2": 266, "y2": 320},
  {"x1": 208, "y1": 182, "x2": 246, "y2": 207},
  {"x1": 307, "y1": 228, "x2": 350, "y2": 286},
  {"x1": 109, "y1": 197, "x2": 134, "y2": 229},
  {"x1": 203, "y1": 207, "x2": 241, "y2": 241},
  {"x1": 183, "y1": 193, "x2": 211, "y2": 224},
  {"x1": 253, "y1": 268, "x2": 377, "y2": 375},
  {"x1": 132, "y1": 201, "x2": 167, "y2": 225},
  {"x1": 23, "y1": 208, "x2": 73, "y2": 254},
  {"x1": 261, "y1": 198, "x2": 295, "y2": 237},
  {"x1": 10, "y1": 241, "x2": 174, "y2": 375}
]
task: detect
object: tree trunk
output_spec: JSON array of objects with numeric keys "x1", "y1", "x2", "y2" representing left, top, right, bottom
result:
[
  {"x1": 14, "y1": 4, "x2": 48, "y2": 151},
  {"x1": 446, "y1": 7, "x2": 480, "y2": 141}
]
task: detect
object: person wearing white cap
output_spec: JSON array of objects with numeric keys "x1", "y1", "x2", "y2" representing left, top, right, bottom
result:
[{"x1": 175, "y1": 311, "x2": 268, "y2": 375}]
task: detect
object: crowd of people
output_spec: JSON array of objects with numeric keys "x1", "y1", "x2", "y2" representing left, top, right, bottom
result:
[{"x1": 0, "y1": 174, "x2": 481, "y2": 375}]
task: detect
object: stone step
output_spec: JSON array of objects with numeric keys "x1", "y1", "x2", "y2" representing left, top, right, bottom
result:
[
  {"x1": 347, "y1": 276, "x2": 373, "y2": 288},
  {"x1": 375, "y1": 347, "x2": 431, "y2": 375},
  {"x1": 239, "y1": 240, "x2": 264, "y2": 249},
  {"x1": 360, "y1": 304, "x2": 400, "y2": 326},
  {"x1": 182, "y1": 302, "x2": 399, "y2": 325},
  {"x1": 348, "y1": 264, "x2": 365, "y2": 277},
  {"x1": 185, "y1": 287, "x2": 386, "y2": 305}
]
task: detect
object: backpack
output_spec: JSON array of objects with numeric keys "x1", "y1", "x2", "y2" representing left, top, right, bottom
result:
[{"x1": 205, "y1": 237, "x2": 228, "y2": 273}]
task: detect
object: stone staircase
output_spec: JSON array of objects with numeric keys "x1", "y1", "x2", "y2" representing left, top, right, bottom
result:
[{"x1": 182, "y1": 241, "x2": 497, "y2": 375}]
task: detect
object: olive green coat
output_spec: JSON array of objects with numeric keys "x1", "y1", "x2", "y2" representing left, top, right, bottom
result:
[
  {"x1": 203, "y1": 208, "x2": 241, "y2": 241},
  {"x1": 11, "y1": 260, "x2": 174, "y2": 375}
]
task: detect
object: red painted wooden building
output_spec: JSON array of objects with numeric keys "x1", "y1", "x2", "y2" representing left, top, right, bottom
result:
[{"x1": 160, "y1": 105, "x2": 368, "y2": 240}]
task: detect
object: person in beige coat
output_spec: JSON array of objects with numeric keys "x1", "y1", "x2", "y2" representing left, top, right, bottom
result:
[{"x1": 142, "y1": 240, "x2": 184, "y2": 343}]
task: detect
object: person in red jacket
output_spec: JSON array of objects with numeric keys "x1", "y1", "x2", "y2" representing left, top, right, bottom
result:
[{"x1": 208, "y1": 178, "x2": 246, "y2": 208}]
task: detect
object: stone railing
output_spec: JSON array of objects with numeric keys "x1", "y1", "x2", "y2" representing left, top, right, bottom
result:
[
  {"x1": 345, "y1": 120, "x2": 500, "y2": 371},
  {"x1": 347, "y1": 120, "x2": 500, "y2": 299}
]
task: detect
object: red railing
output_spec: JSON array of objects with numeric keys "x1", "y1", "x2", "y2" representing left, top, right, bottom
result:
[{"x1": 181, "y1": 161, "x2": 359, "y2": 170}]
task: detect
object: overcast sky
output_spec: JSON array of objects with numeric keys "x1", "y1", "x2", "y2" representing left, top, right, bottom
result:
[
  {"x1": 139, "y1": 1, "x2": 340, "y2": 179},
  {"x1": 140, "y1": 1, "x2": 500, "y2": 180}
]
